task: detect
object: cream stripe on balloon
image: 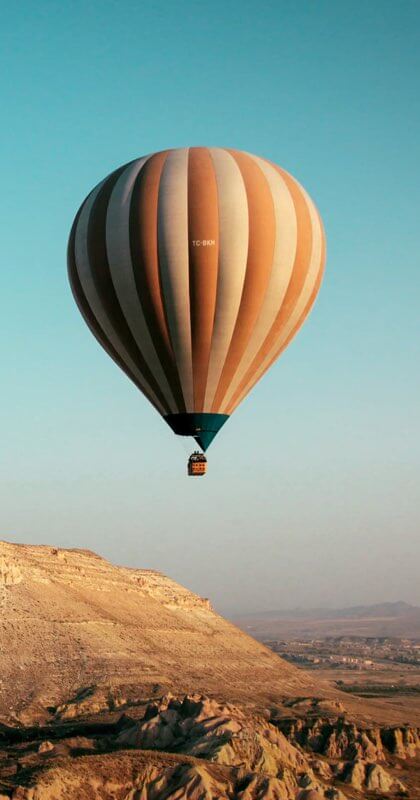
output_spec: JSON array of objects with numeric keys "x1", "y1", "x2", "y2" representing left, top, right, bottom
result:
[
  {"x1": 106, "y1": 158, "x2": 178, "y2": 413},
  {"x1": 157, "y1": 148, "x2": 194, "y2": 411},
  {"x1": 74, "y1": 181, "x2": 166, "y2": 415},
  {"x1": 220, "y1": 155, "x2": 297, "y2": 412},
  {"x1": 202, "y1": 148, "x2": 249, "y2": 412},
  {"x1": 225, "y1": 189, "x2": 323, "y2": 414}
]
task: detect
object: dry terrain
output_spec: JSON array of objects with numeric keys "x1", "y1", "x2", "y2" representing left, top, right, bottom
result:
[
  {"x1": 233, "y1": 606, "x2": 420, "y2": 728},
  {"x1": 0, "y1": 541, "x2": 419, "y2": 799},
  {"x1": 313, "y1": 665, "x2": 420, "y2": 728}
]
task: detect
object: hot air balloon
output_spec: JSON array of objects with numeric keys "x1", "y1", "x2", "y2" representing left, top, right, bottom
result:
[{"x1": 68, "y1": 147, "x2": 325, "y2": 475}]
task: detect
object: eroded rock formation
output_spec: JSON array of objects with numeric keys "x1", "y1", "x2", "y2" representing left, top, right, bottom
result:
[
  {"x1": 0, "y1": 693, "x2": 416, "y2": 798},
  {"x1": 275, "y1": 715, "x2": 420, "y2": 762}
]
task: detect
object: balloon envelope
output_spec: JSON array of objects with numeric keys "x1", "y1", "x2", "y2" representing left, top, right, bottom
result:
[{"x1": 68, "y1": 147, "x2": 326, "y2": 450}]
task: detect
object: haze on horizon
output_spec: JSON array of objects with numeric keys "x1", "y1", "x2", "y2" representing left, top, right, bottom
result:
[{"x1": 0, "y1": 1, "x2": 419, "y2": 615}]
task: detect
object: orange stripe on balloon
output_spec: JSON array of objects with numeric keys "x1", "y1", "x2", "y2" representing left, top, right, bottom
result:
[
  {"x1": 274, "y1": 207, "x2": 325, "y2": 358},
  {"x1": 130, "y1": 151, "x2": 186, "y2": 413},
  {"x1": 223, "y1": 165, "x2": 314, "y2": 414},
  {"x1": 210, "y1": 150, "x2": 276, "y2": 413},
  {"x1": 277, "y1": 228, "x2": 325, "y2": 358},
  {"x1": 227, "y1": 224, "x2": 326, "y2": 414},
  {"x1": 187, "y1": 147, "x2": 219, "y2": 411}
]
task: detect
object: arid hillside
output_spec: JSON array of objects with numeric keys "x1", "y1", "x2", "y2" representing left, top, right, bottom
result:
[{"x1": 0, "y1": 540, "x2": 328, "y2": 723}]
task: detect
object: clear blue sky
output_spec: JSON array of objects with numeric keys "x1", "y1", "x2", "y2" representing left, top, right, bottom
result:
[{"x1": 1, "y1": 1, "x2": 419, "y2": 612}]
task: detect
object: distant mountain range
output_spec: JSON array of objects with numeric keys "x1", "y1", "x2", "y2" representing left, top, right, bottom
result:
[
  {"x1": 232, "y1": 601, "x2": 420, "y2": 640},
  {"x1": 236, "y1": 601, "x2": 419, "y2": 620}
]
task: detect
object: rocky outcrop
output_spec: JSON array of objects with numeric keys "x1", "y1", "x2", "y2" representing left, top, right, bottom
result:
[
  {"x1": 336, "y1": 759, "x2": 407, "y2": 793},
  {"x1": 0, "y1": 556, "x2": 22, "y2": 586},
  {"x1": 365, "y1": 763, "x2": 405, "y2": 792},
  {"x1": 54, "y1": 685, "x2": 128, "y2": 719},
  {"x1": 118, "y1": 694, "x2": 309, "y2": 774},
  {"x1": 284, "y1": 699, "x2": 346, "y2": 716},
  {"x1": 4, "y1": 754, "x2": 305, "y2": 800},
  {"x1": 275, "y1": 716, "x2": 419, "y2": 761},
  {"x1": 129, "y1": 569, "x2": 213, "y2": 612},
  {"x1": 5, "y1": 756, "x2": 324, "y2": 800},
  {"x1": 116, "y1": 695, "x2": 354, "y2": 799},
  {"x1": 381, "y1": 725, "x2": 420, "y2": 758}
]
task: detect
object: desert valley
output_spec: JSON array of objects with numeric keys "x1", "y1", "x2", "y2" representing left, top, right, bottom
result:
[{"x1": 0, "y1": 540, "x2": 418, "y2": 799}]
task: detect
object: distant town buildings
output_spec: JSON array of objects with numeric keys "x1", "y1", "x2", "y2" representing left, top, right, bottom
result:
[{"x1": 265, "y1": 636, "x2": 420, "y2": 671}]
